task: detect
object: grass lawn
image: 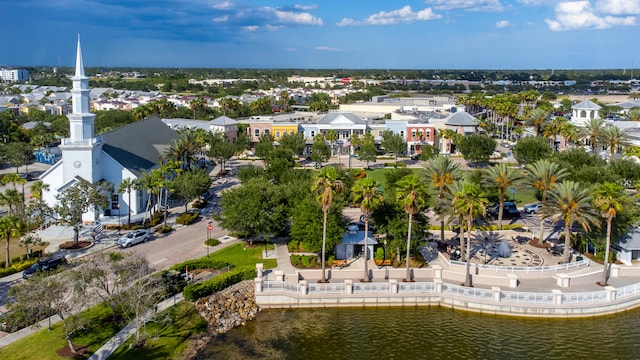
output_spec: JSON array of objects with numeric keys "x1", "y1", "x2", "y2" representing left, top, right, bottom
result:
[
  {"x1": 0, "y1": 303, "x2": 125, "y2": 360},
  {"x1": 208, "y1": 242, "x2": 277, "y2": 269},
  {"x1": 108, "y1": 302, "x2": 208, "y2": 360},
  {"x1": 363, "y1": 167, "x2": 421, "y2": 189}
]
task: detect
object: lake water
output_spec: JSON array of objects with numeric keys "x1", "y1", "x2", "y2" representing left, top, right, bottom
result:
[{"x1": 196, "y1": 306, "x2": 640, "y2": 360}]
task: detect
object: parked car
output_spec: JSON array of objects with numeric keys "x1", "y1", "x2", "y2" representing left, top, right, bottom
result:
[
  {"x1": 487, "y1": 202, "x2": 521, "y2": 219},
  {"x1": 117, "y1": 229, "x2": 150, "y2": 248},
  {"x1": 524, "y1": 202, "x2": 542, "y2": 214},
  {"x1": 22, "y1": 255, "x2": 68, "y2": 279}
]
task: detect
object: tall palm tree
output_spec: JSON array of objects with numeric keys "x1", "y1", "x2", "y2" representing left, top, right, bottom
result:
[
  {"x1": 525, "y1": 160, "x2": 569, "y2": 243},
  {"x1": 312, "y1": 167, "x2": 345, "y2": 283},
  {"x1": 560, "y1": 122, "x2": 579, "y2": 150},
  {"x1": 601, "y1": 126, "x2": 628, "y2": 162},
  {"x1": 481, "y1": 163, "x2": 523, "y2": 230},
  {"x1": 0, "y1": 215, "x2": 25, "y2": 268},
  {"x1": 593, "y1": 182, "x2": 625, "y2": 286},
  {"x1": 547, "y1": 181, "x2": 600, "y2": 263},
  {"x1": 137, "y1": 171, "x2": 162, "y2": 225},
  {"x1": 447, "y1": 180, "x2": 487, "y2": 287},
  {"x1": 395, "y1": 174, "x2": 427, "y2": 282},
  {"x1": 117, "y1": 177, "x2": 137, "y2": 226},
  {"x1": 29, "y1": 180, "x2": 49, "y2": 200},
  {"x1": 581, "y1": 118, "x2": 605, "y2": 154},
  {"x1": 424, "y1": 155, "x2": 460, "y2": 242},
  {"x1": 351, "y1": 178, "x2": 383, "y2": 282},
  {"x1": 543, "y1": 116, "x2": 567, "y2": 152},
  {"x1": 0, "y1": 189, "x2": 22, "y2": 216},
  {"x1": 526, "y1": 108, "x2": 549, "y2": 137}
]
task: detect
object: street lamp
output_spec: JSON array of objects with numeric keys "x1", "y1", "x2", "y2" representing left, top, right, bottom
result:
[{"x1": 207, "y1": 222, "x2": 213, "y2": 257}]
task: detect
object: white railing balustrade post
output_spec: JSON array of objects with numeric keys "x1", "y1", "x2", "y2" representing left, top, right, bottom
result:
[
  {"x1": 254, "y1": 278, "x2": 263, "y2": 293},
  {"x1": 434, "y1": 279, "x2": 443, "y2": 293},
  {"x1": 506, "y1": 273, "x2": 518, "y2": 288},
  {"x1": 552, "y1": 289, "x2": 563, "y2": 305},
  {"x1": 256, "y1": 263, "x2": 263, "y2": 278},
  {"x1": 610, "y1": 264, "x2": 620, "y2": 278},
  {"x1": 555, "y1": 273, "x2": 570, "y2": 288},
  {"x1": 275, "y1": 270, "x2": 284, "y2": 281},
  {"x1": 389, "y1": 279, "x2": 398, "y2": 293},
  {"x1": 300, "y1": 280, "x2": 308, "y2": 294},
  {"x1": 605, "y1": 286, "x2": 616, "y2": 301},
  {"x1": 345, "y1": 280, "x2": 353, "y2": 294},
  {"x1": 432, "y1": 265, "x2": 442, "y2": 280},
  {"x1": 492, "y1": 287, "x2": 501, "y2": 302}
]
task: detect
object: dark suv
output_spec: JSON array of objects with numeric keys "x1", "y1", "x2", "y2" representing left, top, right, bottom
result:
[
  {"x1": 487, "y1": 202, "x2": 521, "y2": 219},
  {"x1": 22, "y1": 255, "x2": 68, "y2": 279}
]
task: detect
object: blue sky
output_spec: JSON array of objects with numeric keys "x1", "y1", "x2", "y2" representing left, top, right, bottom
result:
[{"x1": 2, "y1": 0, "x2": 640, "y2": 69}]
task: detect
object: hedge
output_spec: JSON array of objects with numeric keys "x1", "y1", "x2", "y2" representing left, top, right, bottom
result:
[
  {"x1": 176, "y1": 212, "x2": 200, "y2": 225},
  {"x1": 0, "y1": 258, "x2": 38, "y2": 277},
  {"x1": 170, "y1": 258, "x2": 230, "y2": 272},
  {"x1": 183, "y1": 265, "x2": 256, "y2": 301}
]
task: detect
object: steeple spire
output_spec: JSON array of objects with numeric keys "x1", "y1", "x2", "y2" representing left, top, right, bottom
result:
[{"x1": 75, "y1": 34, "x2": 85, "y2": 77}]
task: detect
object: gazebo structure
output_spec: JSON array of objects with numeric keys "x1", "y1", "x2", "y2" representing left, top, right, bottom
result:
[{"x1": 335, "y1": 226, "x2": 377, "y2": 261}]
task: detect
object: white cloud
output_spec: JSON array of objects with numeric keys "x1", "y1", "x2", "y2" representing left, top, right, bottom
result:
[
  {"x1": 273, "y1": 9, "x2": 323, "y2": 25},
  {"x1": 424, "y1": 0, "x2": 505, "y2": 11},
  {"x1": 212, "y1": 1, "x2": 234, "y2": 10},
  {"x1": 285, "y1": 47, "x2": 297, "y2": 52},
  {"x1": 337, "y1": 5, "x2": 441, "y2": 26},
  {"x1": 266, "y1": 24, "x2": 281, "y2": 31},
  {"x1": 294, "y1": 4, "x2": 318, "y2": 11},
  {"x1": 496, "y1": 20, "x2": 511, "y2": 27},
  {"x1": 545, "y1": 0, "x2": 636, "y2": 31},
  {"x1": 315, "y1": 45, "x2": 341, "y2": 51},
  {"x1": 596, "y1": 0, "x2": 640, "y2": 15},
  {"x1": 243, "y1": 25, "x2": 259, "y2": 31},
  {"x1": 213, "y1": 15, "x2": 228, "y2": 22}
]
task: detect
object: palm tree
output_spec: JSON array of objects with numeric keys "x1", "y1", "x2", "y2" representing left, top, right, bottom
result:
[
  {"x1": 447, "y1": 180, "x2": 487, "y2": 287},
  {"x1": 481, "y1": 163, "x2": 523, "y2": 230},
  {"x1": 525, "y1": 160, "x2": 569, "y2": 243},
  {"x1": 117, "y1": 178, "x2": 137, "y2": 226},
  {"x1": 581, "y1": 118, "x2": 605, "y2": 154},
  {"x1": 136, "y1": 171, "x2": 163, "y2": 224},
  {"x1": 547, "y1": 181, "x2": 600, "y2": 263},
  {"x1": 526, "y1": 108, "x2": 549, "y2": 137},
  {"x1": 593, "y1": 182, "x2": 625, "y2": 286},
  {"x1": 312, "y1": 167, "x2": 345, "y2": 283},
  {"x1": 601, "y1": 126, "x2": 628, "y2": 162},
  {"x1": 0, "y1": 189, "x2": 22, "y2": 216},
  {"x1": 0, "y1": 215, "x2": 25, "y2": 268},
  {"x1": 560, "y1": 122, "x2": 579, "y2": 150},
  {"x1": 351, "y1": 178, "x2": 383, "y2": 282},
  {"x1": 424, "y1": 155, "x2": 460, "y2": 242},
  {"x1": 29, "y1": 180, "x2": 49, "y2": 200},
  {"x1": 395, "y1": 174, "x2": 427, "y2": 282},
  {"x1": 543, "y1": 116, "x2": 567, "y2": 152}
]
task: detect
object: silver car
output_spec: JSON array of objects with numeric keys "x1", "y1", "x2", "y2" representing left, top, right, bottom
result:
[{"x1": 118, "y1": 229, "x2": 149, "y2": 248}]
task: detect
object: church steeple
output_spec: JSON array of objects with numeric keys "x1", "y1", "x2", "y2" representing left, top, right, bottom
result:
[{"x1": 69, "y1": 34, "x2": 95, "y2": 142}]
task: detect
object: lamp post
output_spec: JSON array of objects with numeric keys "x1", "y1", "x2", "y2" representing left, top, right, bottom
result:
[{"x1": 207, "y1": 222, "x2": 213, "y2": 257}]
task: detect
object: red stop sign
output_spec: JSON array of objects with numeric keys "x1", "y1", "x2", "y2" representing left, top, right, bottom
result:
[{"x1": 208, "y1": 224, "x2": 213, "y2": 231}]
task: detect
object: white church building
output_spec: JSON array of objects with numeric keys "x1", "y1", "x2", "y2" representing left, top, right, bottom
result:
[{"x1": 40, "y1": 37, "x2": 178, "y2": 223}]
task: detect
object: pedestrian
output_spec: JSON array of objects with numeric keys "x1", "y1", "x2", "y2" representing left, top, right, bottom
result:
[{"x1": 91, "y1": 231, "x2": 96, "y2": 241}]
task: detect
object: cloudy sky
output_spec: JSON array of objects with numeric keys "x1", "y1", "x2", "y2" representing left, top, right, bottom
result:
[{"x1": 2, "y1": 0, "x2": 639, "y2": 69}]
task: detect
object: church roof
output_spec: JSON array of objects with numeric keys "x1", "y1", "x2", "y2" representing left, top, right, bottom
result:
[
  {"x1": 317, "y1": 112, "x2": 366, "y2": 125},
  {"x1": 210, "y1": 116, "x2": 238, "y2": 125},
  {"x1": 101, "y1": 116, "x2": 178, "y2": 177},
  {"x1": 572, "y1": 99, "x2": 601, "y2": 110},
  {"x1": 444, "y1": 110, "x2": 479, "y2": 126}
]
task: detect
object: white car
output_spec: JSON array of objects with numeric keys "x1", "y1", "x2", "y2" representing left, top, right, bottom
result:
[{"x1": 118, "y1": 229, "x2": 149, "y2": 248}]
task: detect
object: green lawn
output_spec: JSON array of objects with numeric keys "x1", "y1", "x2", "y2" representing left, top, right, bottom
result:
[
  {"x1": 209, "y1": 242, "x2": 277, "y2": 269},
  {"x1": 108, "y1": 302, "x2": 208, "y2": 360},
  {"x1": 0, "y1": 303, "x2": 125, "y2": 360}
]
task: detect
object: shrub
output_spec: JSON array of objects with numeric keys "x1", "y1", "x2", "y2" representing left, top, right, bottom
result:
[
  {"x1": 183, "y1": 265, "x2": 256, "y2": 301},
  {"x1": 192, "y1": 200, "x2": 207, "y2": 209},
  {"x1": 170, "y1": 258, "x2": 230, "y2": 272},
  {"x1": 290, "y1": 254, "x2": 319, "y2": 268},
  {"x1": 0, "y1": 258, "x2": 38, "y2": 277},
  {"x1": 156, "y1": 225, "x2": 173, "y2": 234},
  {"x1": 176, "y1": 212, "x2": 200, "y2": 225},
  {"x1": 205, "y1": 238, "x2": 221, "y2": 246},
  {"x1": 375, "y1": 247, "x2": 384, "y2": 260}
]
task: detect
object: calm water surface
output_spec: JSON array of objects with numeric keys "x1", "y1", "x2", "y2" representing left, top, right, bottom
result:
[{"x1": 197, "y1": 306, "x2": 640, "y2": 360}]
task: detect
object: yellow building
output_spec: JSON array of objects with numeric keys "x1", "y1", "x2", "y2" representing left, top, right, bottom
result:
[{"x1": 272, "y1": 123, "x2": 300, "y2": 140}]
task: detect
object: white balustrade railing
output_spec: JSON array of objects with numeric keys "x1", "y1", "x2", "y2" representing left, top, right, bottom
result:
[
  {"x1": 442, "y1": 283, "x2": 494, "y2": 300},
  {"x1": 450, "y1": 259, "x2": 589, "y2": 273},
  {"x1": 562, "y1": 291, "x2": 608, "y2": 303},
  {"x1": 616, "y1": 283, "x2": 640, "y2": 298},
  {"x1": 501, "y1": 291, "x2": 554, "y2": 304}
]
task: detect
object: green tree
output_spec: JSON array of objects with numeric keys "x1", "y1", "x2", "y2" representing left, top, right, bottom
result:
[
  {"x1": 547, "y1": 181, "x2": 599, "y2": 262},
  {"x1": 311, "y1": 167, "x2": 345, "y2": 283},
  {"x1": 310, "y1": 134, "x2": 331, "y2": 165},
  {"x1": 117, "y1": 178, "x2": 137, "y2": 227},
  {"x1": 171, "y1": 169, "x2": 212, "y2": 213},
  {"x1": 581, "y1": 118, "x2": 605, "y2": 154},
  {"x1": 481, "y1": 163, "x2": 523, "y2": 230},
  {"x1": 208, "y1": 132, "x2": 236, "y2": 170},
  {"x1": 592, "y1": 182, "x2": 626, "y2": 286},
  {"x1": 255, "y1": 133, "x2": 275, "y2": 165},
  {"x1": 2, "y1": 141, "x2": 32, "y2": 173},
  {"x1": 602, "y1": 126, "x2": 628, "y2": 161},
  {"x1": 395, "y1": 175, "x2": 427, "y2": 282},
  {"x1": 525, "y1": 160, "x2": 569, "y2": 242},
  {"x1": 424, "y1": 155, "x2": 461, "y2": 242},
  {"x1": 351, "y1": 178, "x2": 383, "y2": 282},
  {"x1": 357, "y1": 133, "x2": 378, "y2": 168},
  {"x1": 457, "y1": 134, "x2": 496, "y2": 164},
  {"x1": 525, "y1": 108, "x2": 549, "y2": 137},
  {"x1": 279, "y1": 132, "x2": 306, "y2": 157},
  {"x1": 513, "y1": 136, "x2": 553, "y2": 165},
  {"x1": 447, "y1": 180, "x2": 487, "y2": 287},
  {"x1": 0, "y1": 215, "x2": 25, "y2": 267},
  {"x1": 381, "y1": 130, "x2": 407, "y2": 163}
]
